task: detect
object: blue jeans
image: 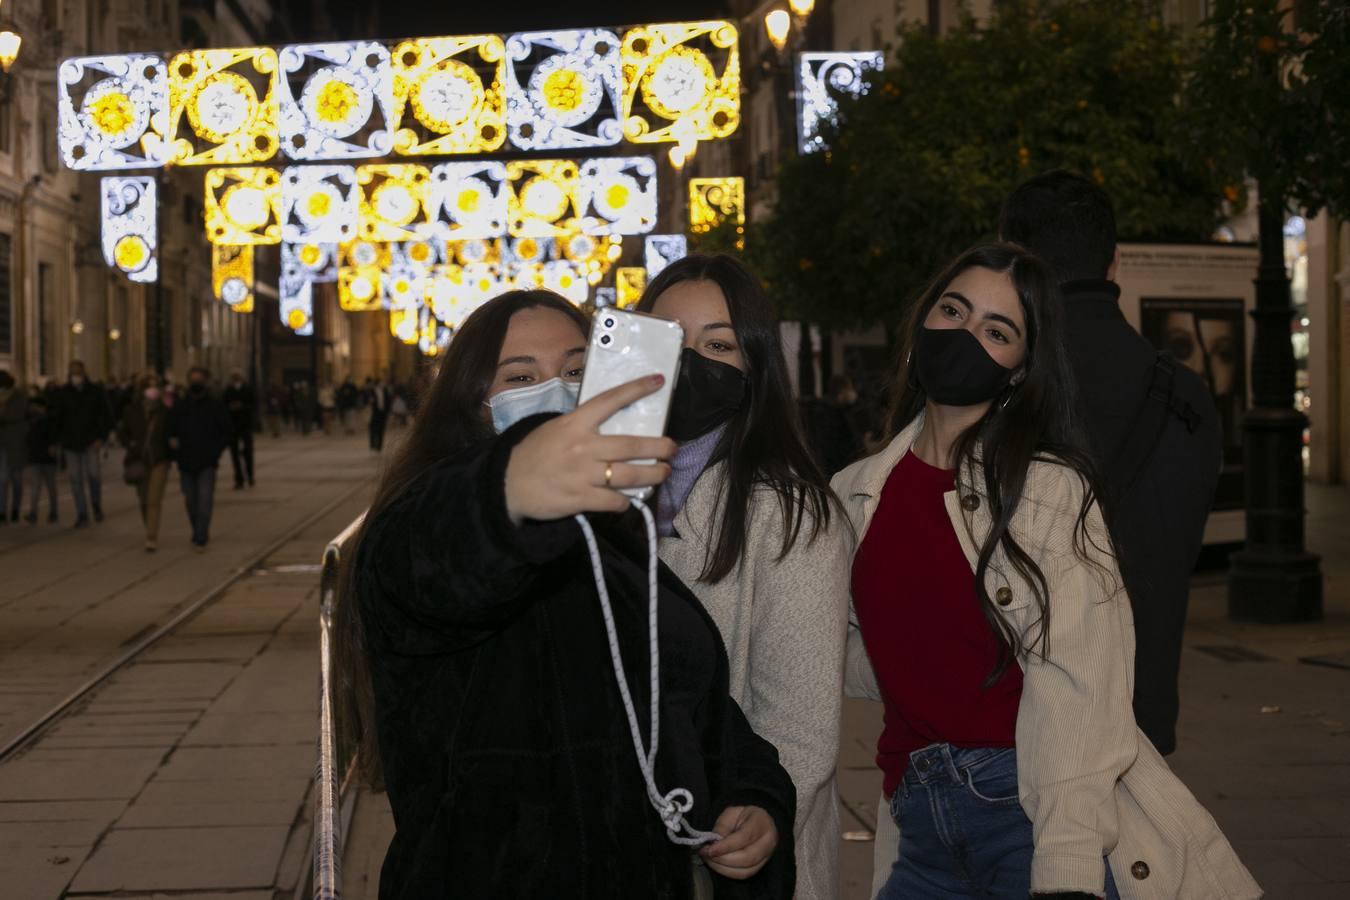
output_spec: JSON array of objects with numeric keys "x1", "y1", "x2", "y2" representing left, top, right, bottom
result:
[
  {"x1": 65, "y1": 446, "x2": 102, "y2": 520},
  {"x1": 179, "y1": 465, "x2": 217, "y2": 545},
  {"x1": 878, "y1": 744, "x2": 1121, "y2": 899}
]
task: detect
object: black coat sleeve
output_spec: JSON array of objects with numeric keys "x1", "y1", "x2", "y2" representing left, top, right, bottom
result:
[
  {"x1": 358, "y1": 416, "x2": 583, "y2": 654},
  {"x1": 709, "y1": 698, "x2": 798, "y2": 899}
]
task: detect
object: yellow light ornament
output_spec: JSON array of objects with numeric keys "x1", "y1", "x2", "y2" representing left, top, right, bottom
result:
[
  {"x1": 506, "y1": 159, "x2": 580, "y2": 237},
  {"x1": 689, "y1": 177, "x2": 745, "y2": 233},
  {"x1": 204, "y1": 167, "x2": 282, "y2": 244},
  {"x1": 620, "y1": 21, "x2": 739, "y2": 147},
  {"x1": 616, "y1": 267, "x2": 646, "y2": 308},
  {"x1": 213, "y1": 244, "x2": 254, "y2": 312},
  {"x1": 168, "y1": 47, "x2": 279, "y2": 165},
  {"x1": 764, "y1": 11, "x2": 791, "y2": 53},
  {"x1": 390, "y1": 36, "x2": 507, "y2": 156},
  {"x1": 358, "y1": 164, "x2": 433, "y2": 241}
]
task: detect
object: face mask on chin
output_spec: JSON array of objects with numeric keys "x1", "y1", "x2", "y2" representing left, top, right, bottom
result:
[
  {"x1": 666, "y1": 347, "x2": 747, "y2": 442},
  {"x1": 485, "y1": 377, "x2": 580, "y2": 434},
  {"x1": 913, "y1": 326, "x2": 1015, "y2": 407}
]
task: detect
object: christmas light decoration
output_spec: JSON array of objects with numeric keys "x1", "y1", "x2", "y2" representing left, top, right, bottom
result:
[
  {"x1": 429, "y1": 161, "x2": 509, "y2": 239},
  {"x1": 594, "y1": 286, "x2": 617, "y2": 308},
  {"x1": 338, "y1": 239, "x2": 390, "y2": 310},
  {"x1": 644, "y1": 234, "x2": 687, "y2": 277},
  {"x1": 688, "y1": 177, "x2": 744, "y2": 232},
  {"x1": 797, "y1": 51, "x2": 883, "y2": 154},
  {"x1": 389, "y1": 35, "x2": 507, "y2": 156},
  {"x1": 576, "y1": 156, "x2": 657, "y2": 235},
  {"x1": 619, "y1": 21, "x2": 739, "y2": 147},
  {"x1": 101, "y1": 176, "x2": 157, "y2": 283},
  {"x1": 167, "y1": 47, "x2": 279, "y2": 165},
  {"x1": 213, "y1": 243, "x2": 254, "y2": 312},
  {"x1": 616, "y1": 266, "x2": 646, "y2": 307},
  {"x1": 504, "y1": 29, "x2": 622, "y2": 150},
  {"x1": 507, "y1": 159, "x2": 581, "y2": 237},
  {"x1": 59, "y1": 54, "x2": 169, "y2": 170},
  {"x1": 280, "y1": 165, "x2": 358, "y2": 244},
  {"x1": 279, "y1": 42, "x2": 395, "y2": 160},
  {"x1": 280, "y1": 241, "x2": 337, "y2": 336},
  {"x1": 205, "y1": 166, "x2": 282, "y2": 244},
  {"x1": 358, "y1": 164, "x2": 434, "y2": 241}
]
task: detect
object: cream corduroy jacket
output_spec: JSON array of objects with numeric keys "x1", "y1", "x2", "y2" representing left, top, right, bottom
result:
[
  {"x1": 830, "y1": 418, "x2": 1261, "y2": 899},
  {"x1": 660, "y1": 461, "x2": 850, "y2": 900}
]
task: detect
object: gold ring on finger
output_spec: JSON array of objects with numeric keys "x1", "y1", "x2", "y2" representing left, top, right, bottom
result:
[{"x1": 604, "y1": 463, "x2": 614, "y2": 488}]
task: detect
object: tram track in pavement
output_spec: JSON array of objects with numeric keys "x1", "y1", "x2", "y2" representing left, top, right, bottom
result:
[{"x1": 0, "y1": 476, "x2": 372, "y2": 765}]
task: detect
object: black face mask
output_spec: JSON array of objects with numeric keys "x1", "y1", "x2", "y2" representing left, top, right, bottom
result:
[
  {"x1": 667, "y1": 347, "x2": 747, "y2": 442},
  {"x1": 913, "y1": 326, "x2": 1014, "y2": 406},
  {"x1": 189, "y1": 382, "x2": 207, "y2": 394}
]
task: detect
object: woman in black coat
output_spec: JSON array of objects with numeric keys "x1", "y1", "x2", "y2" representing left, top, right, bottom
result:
[{"x1": 336, "y1": 290, "x2": 796, "y2": 900}]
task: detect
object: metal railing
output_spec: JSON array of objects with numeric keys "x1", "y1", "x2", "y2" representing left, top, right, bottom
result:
[{"x1": 314, "y1": 513, "x2": 366, "y2": 900}]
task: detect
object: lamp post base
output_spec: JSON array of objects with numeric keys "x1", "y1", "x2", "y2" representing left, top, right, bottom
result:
[{"x1": 1228, "y1": 549, "x2": 1323, "y2": 623}]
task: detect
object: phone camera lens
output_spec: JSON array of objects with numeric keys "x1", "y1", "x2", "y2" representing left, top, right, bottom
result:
[
  {"x1": 599, "y1": 335, "x2": 612, "y2": 345},
  {"x1": 603, "y1": 318, "x2": 615, "y2": 328}
]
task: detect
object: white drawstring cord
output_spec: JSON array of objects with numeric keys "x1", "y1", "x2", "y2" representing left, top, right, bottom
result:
[{"x1": 574, "y1": 498, "x2": 722, "y2": 847}]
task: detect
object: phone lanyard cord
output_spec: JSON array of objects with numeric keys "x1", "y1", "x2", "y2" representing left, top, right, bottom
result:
[{"x1": 574, "y1": 499, "x2": 722, "y2": 847}]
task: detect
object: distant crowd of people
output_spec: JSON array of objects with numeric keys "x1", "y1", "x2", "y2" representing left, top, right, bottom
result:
[{"x1": 0, "y1": 364, "x2": 420, "y2": 552}]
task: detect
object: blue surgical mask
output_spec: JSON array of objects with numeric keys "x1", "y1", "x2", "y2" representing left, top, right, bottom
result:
[{"x1": 485, "y1": 377, "x2": 580, "y2": 433}]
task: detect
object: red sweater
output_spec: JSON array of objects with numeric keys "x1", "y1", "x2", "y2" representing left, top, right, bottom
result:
[{"x1": 851, "y1": 450, "x2": 1024, "y2": 797}]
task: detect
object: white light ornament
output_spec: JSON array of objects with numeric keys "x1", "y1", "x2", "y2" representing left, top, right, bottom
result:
[
  {"x1": 101, "y1": 176, "x2": 158, "y2": 283},
  {"x1": 280, "y1": 241, "x2": 337, "y2": 336},
  {"x1": 796, "y1": 51, "x2": 883, "y2": 154},
  {"x1": 279, "y1": 42, "x2": 395, "y2": 160},
  {"x1": 644, "y1": 234, "x2": 687, "y2": 277},
  {"x1": 60, "y1": 54, "x2": 169, "y2": 170},
  {"x1": 429, "y1": 162, "x2": 509, "y2": 240},
  {"x1": 281, "y1": 165, "x2": 358, "y2": 244},
  {"x1": 505, "y1": 29, "x2": 622, "y2": 150},
  {"x1": 594, "y1": 286, "x2": 617, "y2": 308},
  {"x1": 576, "y1": 156, "x2": 657, "y2": 236}
]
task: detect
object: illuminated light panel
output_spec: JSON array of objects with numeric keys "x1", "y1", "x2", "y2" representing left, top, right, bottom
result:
[
  {"x1": 615, "y1": 267, "x2": 647, "y2": 308},
  {"x1": 689, "y1": 177, "x2": 744, "y2": 232},
  {"x1": 429, "y1": 161, "x2": 509, "y2": 240},
  {"x1": 168, "y1": 47, "x2": 279, "y2": 165},
  {"x1": 576, "y1": 156, "x2": 657, "y2": 236},
  {"x1": 504, "y1": 29, "x2": 622, "y2": 150},
  {"x1": 59, "y1": 54, "x2": 169, "y2": 170},
  {"x1": 506, "y1": 159, "x2": 580, "y2": 237},
  {"x1": 594, "y1": 286, "x2": 617, "y2": 308},
  {"x1": 449, "y1": 238, "x2": 502, "y2": 266},
  {"x1": 213, "y1": 243, "x2": 254, "y2": 312},
  {"x1": 540, "y1": 259, "x2": 588, "y2": 304},
  {"x1": 390, "y1": 36, "x2": 507, "y2": 156},
  {"x1": 281, "y1": 165, "x2": 358, "y2": 244},
  {"x1": 279, "y1": 42, "x2": 395, "y2": 160},
  {"x1": 504, "y1": 235, "x2": 555, "y2": 266},
  {"x1": 101, "y1": 176, "x2": 158, "y2": 283},
  {"x1": 644, "y1": 234, "x2": 687, "y2": 277},
  {"x1": 389, "y1": 306, "x2": 420, "y2": 343},
  {"x1": 338, "y1": 239, "x2": 390, "y2": 311},
  {"x1": 561, "y1": 231, "x2": 620, "y2": 283},
  {"x1": 205, "y1": 167, "x2": 282, "y2": 245},
  {"x1": 418, "y1": 305, "x2": 453, "y2": 355},
  {"x1": 797, "y1": 51, "x2": 883, "y2": 154},
  {"x1": 619, "y1": 21, "x2": 740, "y2": 146},
  {"x1": 280, "y1": 240, "x2": 334, "y2": 337},
  {"x1": 358, "y1": 164, "x2": 433, "y2": 241}
]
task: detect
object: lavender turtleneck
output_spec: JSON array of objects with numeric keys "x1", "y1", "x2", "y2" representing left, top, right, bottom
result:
[{"x1": 655, "y1": 425, "x2": 726, "y2": 537}]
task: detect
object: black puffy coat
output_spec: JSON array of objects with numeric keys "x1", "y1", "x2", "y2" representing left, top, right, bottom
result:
[
  {"x1": 168, "y1": 389, "x2": 233, "y2": 474},
  {"x1": 51, "y1": 381, "x2": 113, "y2": 451},
  {"x1": 1062, "y1": 280, "x2": 1222, "y2": 755},
  {"x1": 355, "y1": 418, "x2": 796, "y2": 900}
]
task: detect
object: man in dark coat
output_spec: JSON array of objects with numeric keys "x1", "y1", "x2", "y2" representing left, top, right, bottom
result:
[
  {"x1": 50, "y1": 360, "x2": 114, "y2": 527},
  {"x1": 223, "y1": 369, "x2": 256, "y2": 489},
  {"x1": 367, "y1": 377, "x2": 390, "y2": 452},
  {"x1": 169, "y1": 366, "x2": 233, "y2": 549},
  {"x1": 336, "y1": 377, "x2": 359, "y2": 434},
  {"x1": 1000, "y1": 171, "x2": 1223, "y2": 755}
]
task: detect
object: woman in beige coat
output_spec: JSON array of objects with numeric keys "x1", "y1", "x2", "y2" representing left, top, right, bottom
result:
[
  {"x1": 637, "y1": 254, "x2": 850, "y2": 898},
  {"x1": 832, "y1": 243, "x2": 1259, "y2": 899}
]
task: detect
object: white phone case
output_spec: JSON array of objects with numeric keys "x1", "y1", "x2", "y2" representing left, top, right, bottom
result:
[{"x1": 578, "y1": 309, "x2": 685, "y2": 500}]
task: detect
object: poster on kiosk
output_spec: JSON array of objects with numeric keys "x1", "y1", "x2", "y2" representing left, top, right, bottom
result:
[{"x1": 1114, "y1": 241, "x2": 1260, "y2": 548}]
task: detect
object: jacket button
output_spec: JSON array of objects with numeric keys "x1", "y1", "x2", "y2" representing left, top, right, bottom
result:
[
  {"x1": 995, "y1": 587, "x2": 1013, "y2": 607},
  {"x1": 1131, "y1": 861, "x2": 1150, "y2": 880},
  {"x1": 961, "y1": 494, "x2": 981, "y2": 512}
]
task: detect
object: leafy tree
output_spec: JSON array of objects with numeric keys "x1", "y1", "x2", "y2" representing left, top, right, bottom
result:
[{"x1": 753, "y1": 0, "x2": 1238, "y2": 336}]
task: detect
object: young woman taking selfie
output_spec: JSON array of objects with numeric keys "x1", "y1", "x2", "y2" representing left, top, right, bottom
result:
[
  {"x1": 335, "y1": 290, "x2": 796, "y2": 899},
  {"x1": 637, "y1": 254, "x2": 850, "y2": 900},
  {"x1": 833, "y1": 244, "x2": 1259, "y2": 899}
]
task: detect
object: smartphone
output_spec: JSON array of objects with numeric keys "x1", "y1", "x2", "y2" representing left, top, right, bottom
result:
[{"x1": 578, "y1": 308, "x2": 685, "y2": 500}]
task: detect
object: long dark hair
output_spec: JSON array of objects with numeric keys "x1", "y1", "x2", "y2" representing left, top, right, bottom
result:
[
  {"x1": 334, "y1": 290, "x2": 590, "y2": 789},
  {"x1": 637, "y1": 253, "x2": 835, "y2": 583},
  {"x1": 888, "y1": 243, "x2": 1106, "y2": 681}
]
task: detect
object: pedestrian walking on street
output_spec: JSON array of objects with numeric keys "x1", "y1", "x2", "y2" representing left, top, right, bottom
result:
[
  {"x1": 22, "y1": 394, "x2": 58, "y2": 523},
  {"x1": 169, "y1": 366, "x2": 232, "y2": 550},
  {"x1": 292, "y1": 381, "x2": 315, "y2": 436},
  {"x1": 336, "y1": 291, "x2": 796, "y2": 899},
  {"x1": 637, "y1": 254, "x2": 849, "y2": 900},
  {"x1": 264, "y1": 382, "x2": 284, "y2": 437},
  {"x1": 317, "y1": 381, "x2": 337, "y2": 434},
  {"x1": 337, "y1": 377, "x2": 359, "y2": 434},
  {"x1": 0, "y1": 369, "x2": 28, "y2": 523},
  {"x1": 835, "y1": 244, "x2": 1259, "y2": 899},
  {"x1": 223, "y1": 370, "x2": 256, "y2": 488},
  {"x1": 50, "y1": 360, "x2": 113, "y2": 527},
  {"x1": 999, "y1": 171, "x2": 1223, "y2": 756},
  {"x1": 121, "y1": 372, "x2": 173, "y2": 552},
  {"x1": 366, "y1": 378, "x2": 389, "y2": 452}
]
